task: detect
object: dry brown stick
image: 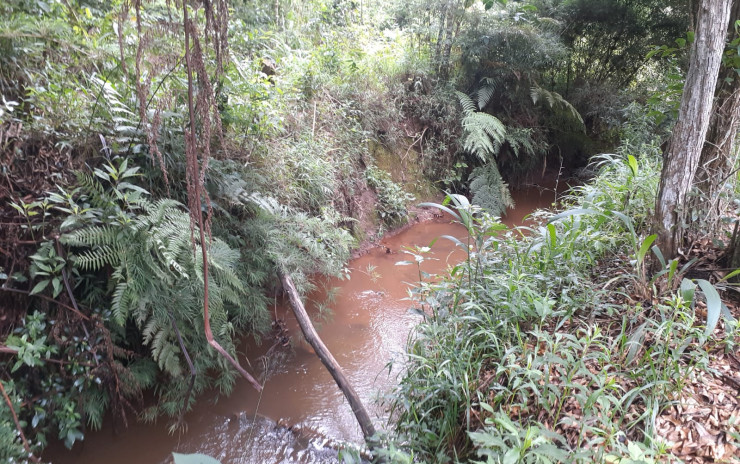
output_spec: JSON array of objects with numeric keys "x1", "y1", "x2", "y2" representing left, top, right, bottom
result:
[
  {"x1": 182, "y1": 4, "x2": 262, "y2": 393},
  {"x1": 0, "y1": 380, "x2": 40, "y2": 462},
  {"x1": 279, "y1": 271, "x2": 377, "y2": 443}
]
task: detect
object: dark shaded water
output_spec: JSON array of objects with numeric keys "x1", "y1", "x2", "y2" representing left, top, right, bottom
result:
[{"x1": 46, "y1": 181, "x2": 560, "y2": 464}]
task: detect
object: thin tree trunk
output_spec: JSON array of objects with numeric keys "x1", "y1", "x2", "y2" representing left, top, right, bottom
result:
[
  {"x1": 691, "y1": 0, "x2": 740, "y2": 232},
  {"x1": 434, "y1": 1, "x2": 449, "y2": 72},
  {"x1": 278, "y1": 271, "x2": 378, "y2": 444},
  {"x1": 653, "y1": 0, "x2": 733, "y2": 260},
  {"x1": 439, "y1": 1, "x2": 458, "y2": 80},
  {"x1": 729, "y1": 222, "x2": 740, "y2": 282}
]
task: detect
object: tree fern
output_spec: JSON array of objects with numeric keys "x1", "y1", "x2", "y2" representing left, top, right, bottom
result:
[
  {"x1": 456, "y1": 91, "x2": 507, "y2": 162},
  {"x1": 469, "y1": 163, "x2": 515, "y2": 216}
]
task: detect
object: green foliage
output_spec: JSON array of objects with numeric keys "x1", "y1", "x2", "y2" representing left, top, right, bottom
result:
[
  {"x1": 456, "y1": 91, "x2": 506, "y2": 162},
  {"x1": 530, "y1": 86, "x2": 584, "y2": 129},
  {"x1": 469, "y1": 163, "x2": 514, "y2": 217},
  {"x1": 551, "y1": 0, "x2": 688, "y2": 88},
  {"x1": 385, "y1": 138, "x2": 726, "y2": 461},
  {"x1": 366, "y1": 165, "x2": 415, "y2": 228},
  {"x1": 59, "y1": 163, "x2": 266, "y2": 418}
]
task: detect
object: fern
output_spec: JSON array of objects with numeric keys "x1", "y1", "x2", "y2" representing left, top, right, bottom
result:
[
  {"x1": 477, "y1": 77, "x2": 498, "y2": 110},
  {"x1": 530, "y1": 86, "x2": 585, "y2": 128},
  {"x1": 59, "y1": 167, "x2": 261, "y2": 421},
  {"x1": 469, "y1": 163, "x2": 515, "y2": 217},
  {"x1": 82, "y1": 387, "x2": 109, "y2": 431},
  {"x1": 456, "y1": 91, "x2": 507, "y2": 162},
  {"x1": 504, "y1": 127, "x2": 545, "y2": 159}
]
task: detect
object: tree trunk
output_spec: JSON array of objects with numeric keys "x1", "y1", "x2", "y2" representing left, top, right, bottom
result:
[
  {"x1": 730, "y1": 222, "x2": 740, "y2": 282},
  {"x1": 439, "y1": 1, "x2": 458, "y2": 80},
  {"x1": 653, "y1": 0, "x2": 733, "y2": 260},
  {"x1": 433, "y1": 1, "x2": 449, "y2": 71},
  {"x1": 278, "y1": 271, "x2": 378, "y2": 444},
  {"x1": 690, "y1": 0, "x2": 740, "y2": 234}
]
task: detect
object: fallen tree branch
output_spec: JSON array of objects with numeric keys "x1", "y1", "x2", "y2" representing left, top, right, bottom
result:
[{"x1": 278, "y1": 271, "x2": 378, "y2": 444}]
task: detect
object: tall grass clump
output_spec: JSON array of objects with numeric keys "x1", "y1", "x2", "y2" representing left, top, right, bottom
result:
[{"x1": 382, "y1": 135, "x2": 731, "y2": 462}]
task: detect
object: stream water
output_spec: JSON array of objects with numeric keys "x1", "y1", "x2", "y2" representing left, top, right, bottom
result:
[{"x1": 46, "y1": 181, "x2": 561, "y2": 464}]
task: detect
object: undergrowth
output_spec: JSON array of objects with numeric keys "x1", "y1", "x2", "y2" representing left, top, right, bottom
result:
[{"x1": 381, "y1": 146, "x2": 738, "y2": 463}]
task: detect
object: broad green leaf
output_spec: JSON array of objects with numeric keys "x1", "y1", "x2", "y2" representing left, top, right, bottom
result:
[
  {"x1": 627, "y1": 154, "x2": 638, "y2": 176},
  {"x1": 51, "y1": 277, "x2": 62, "y2": 298},
  {"x1": 440, "y1": 234, "x2": 465, "y2": 249},
  {"x1": 680, "y1": 278, "x2": 695, "y2": 304},
  {"x1": 418, "y1": 202, "x2": 460, "y2": 221},
  {"x1": 696, "y1": 279, "x2": 721, "y2": 337},
  {"x1": 547, "y1": 223, "x2": 556, "y2": 249},
  {"x1": 30, "y1": 280, "x2": 50, "y2": 295},
  {"x1": 636, "y1": 234, "x2": 657, "y2": 264},
  {"x1": 720, "y1": 268, "x2": 740, "y2": 282},
  {"x1": 651, "y1": 244, "x2": 665, "y2": 268}
]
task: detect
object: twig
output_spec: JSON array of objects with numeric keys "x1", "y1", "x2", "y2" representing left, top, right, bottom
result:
[
  {"x1": 0, "y1": 287, "x2": 89, "y2": 321},
  {"x1": 402, "y1": 127, "x2": 427, "y2": 161},
  {"x1": 0, "y1": 380, "x2": 40, "y2": 462}
]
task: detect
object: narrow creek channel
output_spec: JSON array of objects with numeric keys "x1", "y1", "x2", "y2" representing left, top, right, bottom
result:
[{"x1": 46, "y1": 180, "x2": 562, "y2": 464}]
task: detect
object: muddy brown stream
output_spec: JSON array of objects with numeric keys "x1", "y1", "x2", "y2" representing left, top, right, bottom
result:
[{"x1": 46, "y1": 182, "x2": 560, "y2": 464}]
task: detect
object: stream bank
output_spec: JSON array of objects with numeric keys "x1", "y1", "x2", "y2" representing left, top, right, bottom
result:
[{"x1": 45, "y1": 177, "x2": 564, "y2": 464}]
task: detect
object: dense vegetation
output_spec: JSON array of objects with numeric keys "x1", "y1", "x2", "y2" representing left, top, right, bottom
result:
[{"x1": 0, "y1": 0, "x2": 738, "y2": 463}]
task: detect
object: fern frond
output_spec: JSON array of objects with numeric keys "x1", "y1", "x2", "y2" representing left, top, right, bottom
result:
[
  {"x1": 63, "y1": 225, "x2": 120, "y2": 247},
  {"x1": 530, "y1": 86, "x2": 584, "y2": 128},
  {"x1": 455, "y1": 90, "x2": 478, "y2": 115},
  {"x1": 111, "y1": 281, "x2": 131, "y2": 326},
  {"x1": 504, "y1": 127, "x2": 543, "y2": 159},
  {"x1": 461, "y1": 112, "x2": 507, "y2": 161},
  {"x1": 469, "y1": 163, "x2": 514, "y2": 216},
  {"x1": 82, "y1": 387, "x2": 109, "y2": 431},
  {"x1": 73, "y1": 244, "x2": 123, "y2": 270},
  {"x1": 477, "y1": 77, "x2": 497, "y2": 110}
]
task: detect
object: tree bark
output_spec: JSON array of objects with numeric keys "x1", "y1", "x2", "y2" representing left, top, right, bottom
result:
[
  {"x1": 730, "y1": 222, "x2": 740, "y2": 282},
  {"x1": 278, "y1": 271, "x2": 378, "y2": 444},
  {"x1": 439, "y1": 1, "x2": 459, "y2": 79},
  {"x1": 653, "y1": 0, "x2": 733, "y2": 260},
  {"x1": 690, "y1": 0, "x2": 740, "y2": 234},
  {"x1": 433, "y1": 1, "x2": 449, "y2": 72}
]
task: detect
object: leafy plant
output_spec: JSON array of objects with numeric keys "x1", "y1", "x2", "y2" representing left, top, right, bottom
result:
[
  {"x1": 469, "y1": 163, "x2": 514, "y2": 217},
  {"x1": 366, "y1": 165, "x2": 414, "y2": 228},
  {"x1": 456, "y1": 91, "x2": 506, "y2": 162}
]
